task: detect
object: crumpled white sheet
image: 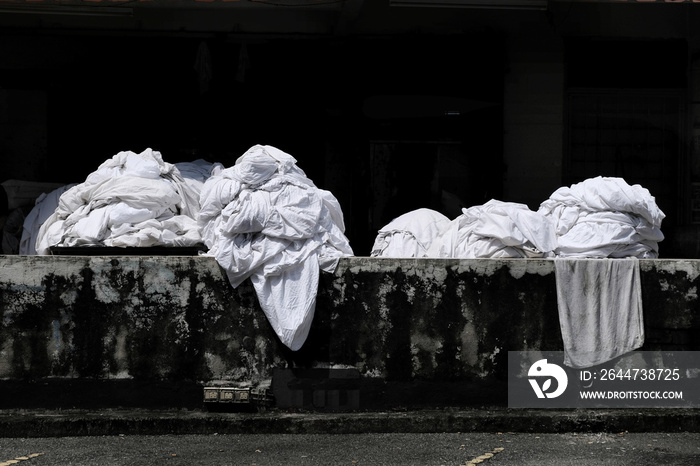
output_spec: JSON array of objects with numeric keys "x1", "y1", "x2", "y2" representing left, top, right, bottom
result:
[
  {"x1": 35, "y1": 149, "x2": 212, "y2": 254},
  {"x1": 176, "y1": 159, "x2": 223, "y2": 202},
  {"x1": 537, "y1": 176, "x2": 665, "y2": 258},
  {"x1": 198, "y1": 144, "x2": 354, "y2": 351},
  {"x1": 20, "y1": 184, "x2": 77, "y2": 255},
  {"x1": 370, "y1": 208, "x2": 451, "y2": 258},
  {"x1": 425, "y1": 199, "x2": 557, "y2": 258}
]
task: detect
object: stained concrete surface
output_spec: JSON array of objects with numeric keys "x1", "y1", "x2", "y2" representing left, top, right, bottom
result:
[{"x1": 0, "y1": 256, "x2": 698, "y2": 413}]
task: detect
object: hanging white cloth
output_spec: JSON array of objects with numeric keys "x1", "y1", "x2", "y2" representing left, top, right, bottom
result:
[
  {"x1": 554, "y1": 257, "x2": 645, "y2": 368},
  {"x1": 198, "y1": 144, "x2": 353, "y2": 351},
  {"x1": 541, "y1": 178, "x2": 658, "y2": 367}
]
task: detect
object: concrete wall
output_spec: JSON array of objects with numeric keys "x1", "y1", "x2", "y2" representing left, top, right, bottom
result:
[{"x1": 0, "y1": 255, "x2": 698, "y2": 410}]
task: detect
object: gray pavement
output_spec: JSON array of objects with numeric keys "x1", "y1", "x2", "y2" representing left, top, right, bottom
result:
[{"x1": 0, "y1": 432, "x2": 699, "y2": 465}]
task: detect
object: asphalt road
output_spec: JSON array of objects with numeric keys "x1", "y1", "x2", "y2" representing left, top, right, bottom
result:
[{"x1": 0, "y1": 432, "x2": 699, "y2": 466}]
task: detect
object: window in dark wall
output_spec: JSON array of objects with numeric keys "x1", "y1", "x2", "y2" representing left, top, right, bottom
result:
[
  {"x1": 46, "y1": 36, "x2": 204, "y2": 183},
  {"x1": 565, "y1": 90, "x2": 682, "y2": 212},
  {"x1": 348, "y1": 34, "x2": 505, "y2": 254},
  {"x1": 565, "y1": 39, "x2": 687, "y2": 89},
  {"x1": 368, "y1": 106, "x2": 504, "y2": 229},
  {"x1": 369, "y1": 139, "x2": 499, "y2": 230},
  {"x1": 564, "y1": 39, "x2": 687, "y2": 256}
]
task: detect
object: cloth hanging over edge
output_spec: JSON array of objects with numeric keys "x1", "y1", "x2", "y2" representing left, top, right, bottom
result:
[
  {"x1": 198, "y1": 144, "x2": 354, "y2": 351},
  {"x1": 554, "y1": 257, "x2": 644, "y2": 368}
]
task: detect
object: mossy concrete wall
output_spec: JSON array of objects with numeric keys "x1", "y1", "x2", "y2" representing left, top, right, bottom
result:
[{"x1": 0, "y1": 256, "x2": 698, "y2": 410}]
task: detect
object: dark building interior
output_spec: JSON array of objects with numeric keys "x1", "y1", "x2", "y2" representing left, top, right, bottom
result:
[
  {"x1": 1, "y1": 0, "x2": 699, "y2": 256},
  {"x1": 1, "y1": 26, "x2": 505, "y2": 254}
]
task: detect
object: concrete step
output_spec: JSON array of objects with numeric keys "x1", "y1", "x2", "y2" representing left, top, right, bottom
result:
[{"x1": 0, "y1": 407, "x2": 698, "y2": 437}]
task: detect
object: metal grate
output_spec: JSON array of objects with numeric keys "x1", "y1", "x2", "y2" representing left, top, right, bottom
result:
[{"x1": 565, "y1": 90, "x2": 683, "y2": 221}]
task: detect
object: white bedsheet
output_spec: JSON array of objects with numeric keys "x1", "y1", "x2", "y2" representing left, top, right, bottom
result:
[
  {"x1": 426, "y1": 199, "x2": 557, "y2": 258},
  {"x1": 198, "y1": 144, "x2": 353, "y2": 351},
  {"x1": 35, "y1": 149, "x2": 211, "y2": 254},
  {"x1": 371, "y1": 208, "x2": 451, "y2": 258},
  {"x1": 538, "y1": 176, "x2": 665, "y2": 258},
  {"x1": 541, "y1": 177, "x2": 659, "y2": 367}
]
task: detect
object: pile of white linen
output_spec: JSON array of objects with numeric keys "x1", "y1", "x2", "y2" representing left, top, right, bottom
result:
[
  {"x1": 370, "y1": 208, "x2": 451, "y2": 258},
  {"x1": 20, "y1": 184, "x2": 77, "y2": 255},
  {"x1": 425, "y1": 199, "x2": 557, "y2": 258},
  {"x1": 541, "y1": 176, "x2": 660, "y2": 367},
  {"x1": 175, "y1": 159, "x2": 223, "y2": 201},
  {"x1": 537, "y1": 176, "x2": 665, "y2": 258},
  {"x1": 36, "y1": 148, "x2": 209, "y2": 254},
  {"x1": 198, "y1": 144, "x2": 354, "y2": 351}
]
